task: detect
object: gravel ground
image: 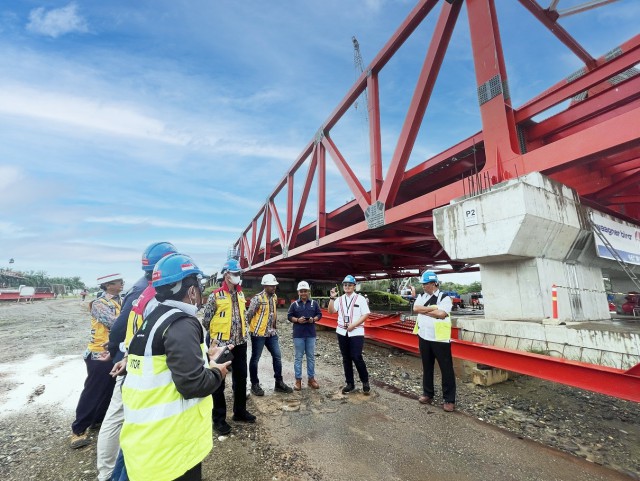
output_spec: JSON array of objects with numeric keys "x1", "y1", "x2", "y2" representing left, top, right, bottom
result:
[{"x1": 0, "y1": 300, "x2": 638, "y2": 480}]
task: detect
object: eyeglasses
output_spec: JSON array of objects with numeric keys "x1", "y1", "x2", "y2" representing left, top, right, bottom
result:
[{"x1": 342, "y1": 283, "x2": 355, "y2": 287}]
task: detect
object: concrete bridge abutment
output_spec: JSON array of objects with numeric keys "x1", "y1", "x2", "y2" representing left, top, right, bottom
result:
[{"x1": 434, "y1": 172, "x2": 609, "y2": 323}]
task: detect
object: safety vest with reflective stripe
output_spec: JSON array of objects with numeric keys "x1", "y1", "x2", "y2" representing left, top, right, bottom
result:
[
  {"x1": 87, "y1": 296, "x2": 121, "y2": 352},
  {"x1": 121, "y1": 305, "x2": 213, "y2": 481},
  {"x1": 248, "y1": 291, "x2": 277, "y2": 336},
  {"x1": 209, "y1": 288, "x2": 246, "y2": 341}
]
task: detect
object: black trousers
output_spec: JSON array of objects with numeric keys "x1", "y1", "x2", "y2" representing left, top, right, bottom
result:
[
  {"x1": 173, "y1": 463, "x2": 201, "y2": 481},
  {"x1": 72, "y1": 356, "x2": 116, "y2": 434},
  {"x1": 212, "y1": 343, "x2": 248, "y2": 424},
  {"x1": 336, "y1": 333, "x2": 369, "y2": 385},
  {"x1": 419, "y1": 337, "x2": 456, "y2": 403}
]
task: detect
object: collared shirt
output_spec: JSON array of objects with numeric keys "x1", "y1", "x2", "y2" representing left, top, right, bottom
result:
[
  {"x1": 246, "y1": 290, "x2": 277, "y2": 337},
  {"x1": 203, "y1": 284, "x2": 247, "y2": 347},
  {"x1": 414, "y1": 289, "x2": 453, "y2": 343},
  {"x1": 335, "y1": 292, "x2": 369, "y2": 337}
]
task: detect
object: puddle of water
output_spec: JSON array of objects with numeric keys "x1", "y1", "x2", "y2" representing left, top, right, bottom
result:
[{"x1": 0, "y1": 353, "x2": 86, "y2": 417}]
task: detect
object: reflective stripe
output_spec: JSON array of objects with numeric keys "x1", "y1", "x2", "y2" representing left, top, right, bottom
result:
[
  {"x1": 124, "y1": 369, "x2": 173, "y2": 390},
  {"x1": 124, "y1": 396, "x2": 205, "y2": 424}
]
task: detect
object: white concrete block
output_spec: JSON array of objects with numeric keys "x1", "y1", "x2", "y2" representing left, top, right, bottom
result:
[{"x1": 472, "y1": 368, "x2": 509, "y2": 386}]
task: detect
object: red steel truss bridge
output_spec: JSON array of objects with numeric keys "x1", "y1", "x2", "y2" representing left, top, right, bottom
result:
[{"x1": 233, "y1": 0, "x2": 640, "y2": 281}]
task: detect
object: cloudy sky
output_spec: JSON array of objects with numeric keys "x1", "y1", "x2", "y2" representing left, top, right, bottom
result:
[{"x1": 0, "y1": 0, "x2": 637, "y2": 288}]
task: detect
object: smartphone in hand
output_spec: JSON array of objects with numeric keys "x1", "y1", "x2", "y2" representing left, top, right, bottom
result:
[{"x1": 214, "y1": 347, "x2": 234, "y2": 371}]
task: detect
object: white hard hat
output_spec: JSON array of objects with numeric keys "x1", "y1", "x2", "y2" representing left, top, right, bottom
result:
[
  {"x1": 297, "y1": 281, "x2": 310, "y2": 291},
  {"x1": 97, "y1": 273, "x2": 122, "y2": 284},
  {"x1": 261, "y1": 274, "x2": 279, "y2": 286}
]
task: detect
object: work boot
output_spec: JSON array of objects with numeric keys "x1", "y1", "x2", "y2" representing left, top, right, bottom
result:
[
  {"x1": 308, "y1": 378, "x2": 319, "y2": 389},
  {"x1": 418, "y1": 395, "x2": 433, "y2": 405},
  {"x1": 443, "y1": 402, "x2": 455, "y2": 412},
  {"x1": 342, "y1": 383, "x2": 355, "y2": 394},
  {"x1": 362, "y1": 382, "x2": 370, "y2": 395},
  {"x1": 69, "y1": 431, "x2": 90, "y2": 449},
  {"x1": 294, "y1": 379, "x2": 302, "y2": 391},
  {"x1": 274, "y1": 380, "x2": 293, "y2": 393},
  {"x1": 251, "y1": 383, "x2": 265, "y2": 396},
  {"x1": 232, "y1": 411, "x2": 256, "y2": 423},
  {"x1": 213, "y1": 420, "x2": 232, "y2": 435}
]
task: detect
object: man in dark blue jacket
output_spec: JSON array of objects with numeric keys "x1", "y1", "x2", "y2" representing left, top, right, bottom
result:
[{"x1": 287, "y1": 281, "x2": 322, "y2": 391}]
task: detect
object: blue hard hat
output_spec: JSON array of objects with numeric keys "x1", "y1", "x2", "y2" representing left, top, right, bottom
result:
[
  {"x1": 142, "y1": 242, "x2": 178, "y2": 272},
  {"x1": 420, "y1": 271, "x2": 439, "y2": 284},
  {"x1": 221, "y1": 258, "x2": 243, "y2": 274},
  {"x1": 342, "y1": 275, "x2": 356, "y2": 284},
  {"x1": 152, "y1": 253, "x2": 204, "y2": 287}
]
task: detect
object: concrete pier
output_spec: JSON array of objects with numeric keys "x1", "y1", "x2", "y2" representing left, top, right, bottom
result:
[{"x1": 434, "y1": 172, "x2": 610, "y2": 322}]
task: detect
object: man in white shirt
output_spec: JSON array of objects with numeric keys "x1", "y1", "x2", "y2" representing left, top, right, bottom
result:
[
  {"x1": 328, "y1": 275, "x2": 371, "y2": 394},
  {"x1": 413, "y1": 271, "x2": 456, "y2": 412}
]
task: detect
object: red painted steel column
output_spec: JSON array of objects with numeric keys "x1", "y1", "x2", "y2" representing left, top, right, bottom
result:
[
  {"x1": 552, "y1": 284, "x2": 558, "y2": 319},
  {"x1": 368, "y1": 73, "x2": 383, "y2": 203},
  {"x1": 317, "y1": 142, "x2": 327, "y2": 240},
  {"x1": 466, "y1": 0, "x2": 521, "y2": 182},
  {"x1": 286, "y1": 174, "x2": 294, "y2": 245}
]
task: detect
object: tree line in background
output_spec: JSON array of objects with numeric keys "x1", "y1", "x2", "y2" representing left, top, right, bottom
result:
[
  {"x1": 360, "y1": 278, "x2": 481, "y2": 294},
  {"x1": 19, "y1": 271, "x2": 86, "y2": 290}
]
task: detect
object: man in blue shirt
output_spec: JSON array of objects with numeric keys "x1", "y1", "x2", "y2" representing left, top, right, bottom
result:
[{"x1": 287, "y1": 281, "x2": 322, "y2": 391}]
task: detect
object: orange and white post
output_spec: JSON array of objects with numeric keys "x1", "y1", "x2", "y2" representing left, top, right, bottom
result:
[{"x1": 551, "y1": 284, "x2": 558, "y2": 319}]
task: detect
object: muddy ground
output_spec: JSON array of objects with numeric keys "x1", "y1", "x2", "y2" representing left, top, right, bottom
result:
[{"x1": 0, "y1": 299, "x2": 638, "y2": 480}]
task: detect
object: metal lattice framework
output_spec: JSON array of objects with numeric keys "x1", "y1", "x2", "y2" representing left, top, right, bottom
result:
[{"x1": 234, "y1": 0, "x2": 640, "y2": 280}]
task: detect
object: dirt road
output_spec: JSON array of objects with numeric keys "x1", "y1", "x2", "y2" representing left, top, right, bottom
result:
[{"x1": 0, "y1": 299, "x2": 638, "y2": 480}]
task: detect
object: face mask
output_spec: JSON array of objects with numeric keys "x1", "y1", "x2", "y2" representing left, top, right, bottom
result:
[{"x1": 229, "y1": 274, "x2": 241, "y2": 285}]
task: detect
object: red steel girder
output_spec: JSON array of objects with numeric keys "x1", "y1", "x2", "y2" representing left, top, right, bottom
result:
[
  {"x1": 378, "y1": 0, "x2": 462, "y2": 208},
  {"x1": 236, "y1": 0, "x2": 639, "y2": 280},
  {"x1": 517, "y1": 0, "x2": 595, "y2": 66}
]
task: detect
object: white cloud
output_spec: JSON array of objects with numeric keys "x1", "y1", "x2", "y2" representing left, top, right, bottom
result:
[
  {"x1": 0, "y1": 85, "x2": 187, "y2": 146},
  {"x1": 84, "y1": 215, "x2": 242, "y2": 234},
  {"x1": 26, "y1": 3, "x2": 88, "y2": 38},
  {"x1": 0, "y1": 165, "x2": 22, "y2": 190}
]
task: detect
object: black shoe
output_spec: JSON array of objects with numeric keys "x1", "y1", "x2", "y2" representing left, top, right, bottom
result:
[
  {"x1": 342, "y1": 383, "x2": 355, "y2": 394},
  {"x1": 232, "y1": 411, "x2": 256, "y2": 423},
  {"x1": 362, "y1": 382, "x2": 370, "y2": 395},
  {"x1": 213, "y1": 421, "x2": 232, "y2": 435},
  {"x1": 251, "y1": 383, "x2": 265, "y2": 396},
  {"x1": 274, "y1": 380, "x2": 293, "y2": 394}
]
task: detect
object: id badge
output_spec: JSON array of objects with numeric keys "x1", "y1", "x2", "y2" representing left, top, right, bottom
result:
[{"x1": 344, "y1": 315, "x2": 350, "y2": 324}]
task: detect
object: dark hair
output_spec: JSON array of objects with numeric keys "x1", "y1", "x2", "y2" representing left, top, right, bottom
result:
[
  {"x1": 144, "y1": 271, "x2": 153, "y2": 281},
  {"x1": 155, "y1": 275, "x2": 199, "y2": 302}
]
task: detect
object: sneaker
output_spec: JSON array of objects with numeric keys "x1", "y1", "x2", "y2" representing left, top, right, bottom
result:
[
  {"x1": 443, "y1": 402, "x2": 455, "y2": 412},
  {"x1": 341, "y1": 383, "x2": 355, "y2": 394},
  {"x1": 362, "y1": 382, "x2": 370, "y2": 395},
  {"x1": 213, "y1": 421, "x2": 232, "y2": 435},
  {"x1": 308, "y1": 378, "x2": 319, "y2": 389},
  {"x1": 418, "y1": 395, "x2": 433, "y2": 405},
  {"x1": 274, "y1": 380, "x2": 293, "y2": 394},
  {"x1": 294, "y1": 379, "x2": 302, "y2": 391},
  {"x1": 251, "y1": 383, "x2": 265, "y2": 396},
  {"x1": 232, "y1": 411, "x2": 256, "y2": 423},
  {"x1": 70, "y1": 431, "x2": 90, "y2": 449}
]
